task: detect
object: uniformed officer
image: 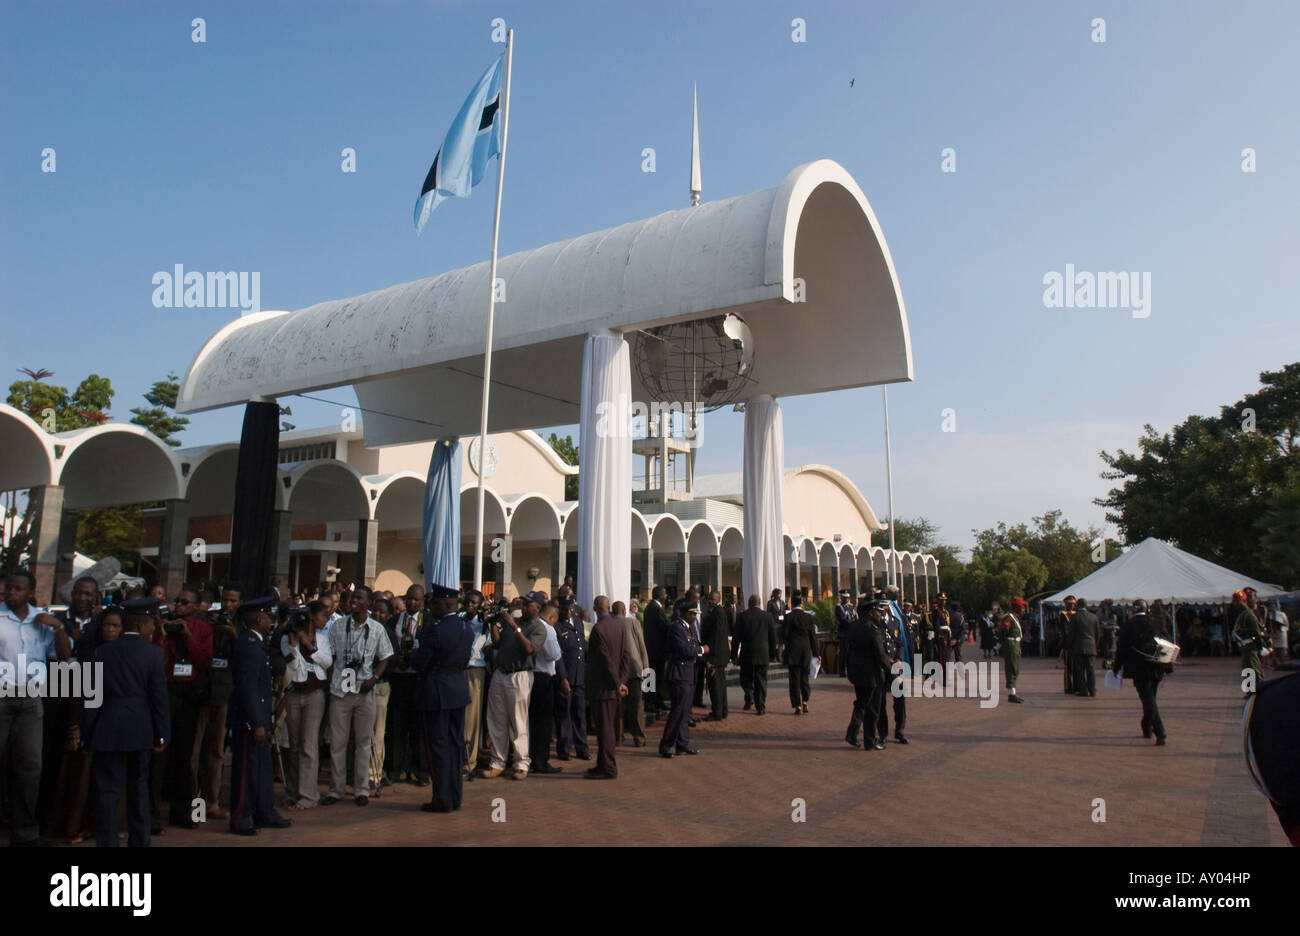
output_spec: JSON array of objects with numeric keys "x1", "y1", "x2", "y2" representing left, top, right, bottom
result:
[
  {"x1": 659, "y1": 599, "x2": 703, "y2": 757},
  {"x1": 82, "y1": 597, "x2": 170, "y2": 847},
  {"x1": 844, "y1": 600, "x2": 890, "y2": 750},
  {"x1": 228, "y1": 597, "x2": 292, "y2": 835},
  {"x1": 1233, "y1": 589, "x2": 1266, "y2": 690},
  {"x1": 554, "y1": 599, "x2": 590, "y2": 761},
  {"x1": 880, "y1": 597, "x2": 911, "y2": 743},
  {"x1": 999, "y1": 609, "x2": 1024, "y2": 703},
  {"x1": 834, "y1": 590, "x2": 857, "y2": 678},
  {"x1": 412, "y1": 584, "x2": 477, "y2": 813}
]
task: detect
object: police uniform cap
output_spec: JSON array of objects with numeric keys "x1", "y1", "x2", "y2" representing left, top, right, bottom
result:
[
  {"x1": 871, "y1": 599, "x2": 892, "y2": 612},
  {"x1": 427, "y1": 584, "x2": 458, "y2": 602},
  {"x1": 239, "y1": 596, "x2": 276, "y2": 615},
  {"x1": 121, "y1": 597, "x2": 160, "y2": 614},
  {"x1": 675, "y1": 598, "x2": 698, "y2": 616}
]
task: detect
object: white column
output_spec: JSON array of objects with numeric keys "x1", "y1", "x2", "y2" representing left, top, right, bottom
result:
[
  {"x1": 742, "y1": 395, "x2": 784, "y2": 606},
  {"x1": 577, "y1": 332, "x2": 632, "y2": 611}
]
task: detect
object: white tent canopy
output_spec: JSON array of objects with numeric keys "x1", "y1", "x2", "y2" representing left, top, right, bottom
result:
[{"x1": 1045, "y1": 537, "x2": 1285, "y2": 604}]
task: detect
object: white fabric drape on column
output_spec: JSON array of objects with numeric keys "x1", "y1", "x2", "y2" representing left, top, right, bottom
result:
[
  {"x1": 577, "y1": 333, "x2": 632, "y2": 613},
  {"x1": 742, "y1": 394, "x2": 784, "y2": 603}
]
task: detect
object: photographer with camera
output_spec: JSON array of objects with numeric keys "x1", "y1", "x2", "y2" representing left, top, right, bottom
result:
[
  {"x1": 280, "y1": 601, "x2": 332, "y2": 809},
  {"x1": 480, "y1": 599, "x2": 546, "y2": 780},
  {"x1": 386, "y1": 585, "x2": 428, "y2": 786},
  {"x1": 150, "y1": 586, "x2": 212, "y2": 829},
  {"x1": 322, "y1": 586, "x2": 394, "y2": 806}
]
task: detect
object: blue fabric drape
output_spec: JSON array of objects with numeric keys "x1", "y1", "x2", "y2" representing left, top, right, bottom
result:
[{"x1": 423, "y1": 439, "x2": 462, "y2": 590}]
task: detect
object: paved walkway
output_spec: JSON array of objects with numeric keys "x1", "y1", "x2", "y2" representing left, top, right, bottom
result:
[{"x1": 146, "y1": 656, "x2": 1287, "y2": 846}]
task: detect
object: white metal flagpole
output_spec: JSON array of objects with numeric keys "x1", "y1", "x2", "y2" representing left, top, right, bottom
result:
[
  {"x1": 473, "y1": 28, "x2": 513, "y2": 592},
  {"x1": 883, "y1": 386, "x2": 896, "y2": 589}
]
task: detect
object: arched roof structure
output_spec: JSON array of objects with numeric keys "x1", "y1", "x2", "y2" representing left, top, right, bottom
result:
[{"x1": 177, "y1": 160, "x2": 912, "y2": 445}]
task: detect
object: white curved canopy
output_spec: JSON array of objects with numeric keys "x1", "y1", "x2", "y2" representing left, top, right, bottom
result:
[{"x1": 178, "y1": 159, "x2": 912, "y2": 445}]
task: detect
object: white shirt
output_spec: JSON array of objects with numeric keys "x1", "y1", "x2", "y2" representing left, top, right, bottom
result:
[
  {"x1": 282, "y1": 630, "x2": 333, "y2": 683},
  {"x1": 327, "y1": 615, "x2": 394, "y2": 697},
  {"x1": 534, "y1": 621, "x2": 562, "y2": 676},
  {"x1": 460, "y1": 612, "x2": 490, "y2": 668}
]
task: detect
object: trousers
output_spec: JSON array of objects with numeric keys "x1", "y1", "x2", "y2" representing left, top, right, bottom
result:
[
  {"x1": 1072, "y1": 654, "x2": 1096, "y2": 695},
  {"x1": 283, "y1": 687, "x2": 325, "y2": 805},
  {"x1": 555, "y1": 682, "x2": 588, "y2": 757},
  {"x1": 707, "y1": 661, "x2": 728, "y2": 717},
  {"x1": 876, "y1": 681, "x2": 906, "y2": 738},
  {"x1": 0, "y1": 697, "x2": 43, "y2": 842},
  {"x1": 528, "y1": 671, "x2": 556, "y2": 768},
  {"x1": 93, "y1": 749, "x2": 152, "y2": 847},
  {"x1": 385, "y1": 673, "x2": 427, "y2": 780},
  {"x1": 740, "y1": 660, "x2": 769, "y2": 712},
  {"x1": 787, "y1": 664, "x2": 810, "y2": 708},
  {"x1": 486, "y1": 670, "x2": 533, "y2": 772},
  {"x1": 847, "y1": 682, "x2": 882, "y2": 745},
  {"x1": 422, "y1": 707, "x2": 466, "y2": 810},
  {"x1": 659, "y1": 676, "x2": 694, "y2": 753},
  {"x1": 591, "y1": 695, "x2": 620, "y2": 777},
  {"x1": 229, "y1": 725, "x2": 276, "y2": 831},
  {"x1": 1133, "y1": 671, "x2": 1165, "y2": 739},
  {"x1": 620, "y1": 678, "x2": 645, "y2": 742},
  {"x1": 327, "y1": 691, "x2": 376, "y2": 797},
  {"x1": 464, "y1": 667, "x2": 487, "y2": 770},
  {"x1": 368, "y1": 680, "x2": 392, "y2": 787}
]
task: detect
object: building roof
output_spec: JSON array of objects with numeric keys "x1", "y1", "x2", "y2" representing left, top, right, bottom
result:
[{"x1": 177, "y1": 160, "x2": 912, "y2": 445}]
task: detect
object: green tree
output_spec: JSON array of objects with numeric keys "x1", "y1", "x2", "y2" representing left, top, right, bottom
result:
[
  {"x1": 8, "y1": 368, "x2": 114, "y2": 431},
  {"x1": 130, "y1": 373, "x2": 190, "y2": 446},
  {"x1": 548, "y1": 432, "x2": 579, "y2": 500}
]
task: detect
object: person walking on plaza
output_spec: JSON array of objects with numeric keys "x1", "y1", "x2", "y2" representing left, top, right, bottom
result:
[
  {"x1": 702, "y1": 590, "x2": 730, "y2": 721},
  {"x1": 228, "y1": 598, "x2": 293, "y2": 834},
  {"x1": 616, "y1": 601, "x2": 648, "y2": 746},
  {"x1": 413, "y1": 584, "x2": 477, "y2": 812},
  {"x1": 322, "y1": 586, "x2": 394, "y2": 806},
  {"x1": 82, "y1": 597, "x2": 170, "y2": 847},
  {"x1": 659, "y1": 599, "x2": 703, "y2": 758},
  {"x1": 586, "y1": 596, "x2": 631, "y2": 779},
  {"x1": 845, "y1": 600, "x2": 890, "y2": 750},
  {"x1": 1233, "y1": 589, "x2": 1266, "y2": 690},
  {"x1": 781, "y1": 593, "x2": 817, "y2": 715},
  {"x1": 732, "y1": 595, "x2": 778, "y2": 715},
  {"x1": 1112, "y1": 599, "x2": 1167, "y2": 745},
  {"x1": 999, "y1": 608, "x2": 1024, "y2": 703},
  {"x1": 1069, "y1": 598, "x2": 1101, "y2": 697}
]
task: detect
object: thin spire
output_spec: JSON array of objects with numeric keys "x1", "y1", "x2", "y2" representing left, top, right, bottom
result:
[{"x1": 690, "y1": 83, "x2": 701, "y2": 206}]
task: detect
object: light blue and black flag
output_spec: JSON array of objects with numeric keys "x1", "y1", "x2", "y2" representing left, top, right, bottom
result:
[{"x1": 414, "y1": 54, "x2": 505, "y2": 233}]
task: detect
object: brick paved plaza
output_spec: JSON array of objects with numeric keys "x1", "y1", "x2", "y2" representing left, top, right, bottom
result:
[{"x1": 144, "y1": 656, "x2": 1286, "y2": 847}]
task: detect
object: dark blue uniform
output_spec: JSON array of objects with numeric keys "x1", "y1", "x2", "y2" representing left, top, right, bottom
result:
[
  {"x1": 658, "y1": 616, "x2": 702, "y2": 755},
  {"x1": 554, "y1": 615, "x2": 589, "y2": 758},
  {"x1": 228, "y1": 625, "x2": 282, "y2": 832},
  {"x1": 82, "y1": 632, "x2": 170, "y2": 847},
  {"x1": 413, "y1": 612, "x2": 476, "y2": 812}
]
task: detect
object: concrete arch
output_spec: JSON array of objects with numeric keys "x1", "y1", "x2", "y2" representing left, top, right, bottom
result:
[
  {"x1": 458, "y1": 484, "x2": 508, "y2": 535},
  {"x1": 686, "y1": 519, "x2": 720, "y2": 557},
  {"x1": 371, "y1": 473, "x2": 426, "y2": 536},
  {"x1": 0, "y1": 403, "x2": 56, "y2": 491},
  {"x1": 630, "y1": 510, "x2": 650, "y2": 550},
  {"x1": 182, "y1": 444, "x2": 241, "y2": 515},
  {"x1": 648, "y1": 514, "x2": 687, "y2": 555},
  {"x1": 286, "y1": 460, "x2": 370, "y2": 523},
  {"x1": 56, "y1": 423, "x2": 185, "y2": 508},
  {"x1": 506, "y1": 493, "x2": 564, "y2": 542},
  {"x1": 720, "y1": 526, "x2": 744, "y2": 560}
]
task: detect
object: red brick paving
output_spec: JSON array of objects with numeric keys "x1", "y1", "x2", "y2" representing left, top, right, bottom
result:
[{"x1": 134, "y1": 657, "x2": 1286, "y2": 846}]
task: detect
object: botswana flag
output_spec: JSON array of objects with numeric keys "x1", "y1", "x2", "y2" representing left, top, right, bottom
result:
[{"x1": 414, "y1": 54, "x2": 505, "y2": 233}]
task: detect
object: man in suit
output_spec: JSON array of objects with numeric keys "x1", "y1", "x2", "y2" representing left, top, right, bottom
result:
[
  {"x1": 413, "y1": 584, "x2": 477, "y2": 812},
  {"x1": 228, "y1": 597, "x2": 293, "y2": 835},
  {"x1": 845, "y1": 600, "x2": 890, "y2": 751},
  {"x1": 1058, "y1": 596, "x2": 1077, "y2": 694},
  {"x1": 585, "y1": 596, "x2": 630, "y2": 779},
  {"x1": 641, "y1": 587, "x2": 669, "y2": 716},
  {"x1": 732, "y1": 595, "x2": 778, "y2": 715},
  {"x1": 948, "y1": 601, "x2": 968, "y2": 663},
  {"x1": 82, "y1": 597, "x2": 170, "y2": 847},
  {"x1": 701, "y1": 590, "x2": 730, "y2": 721},
  {"x1": 615, "y1": 601, "x2": 648, "y2": 746},
  {"x1": 781, "y1": 593, "x2": 818, "y2": 715},
  {"x1": 1113, "y1": 599, "x2": 1167, "y2": 744},
  {"x1": 386, "y1": 585, "x2": 428, "y2": 786},
  {"x1": 1069, "y1": 598, "x2": 1101, "y2": 697},
  {"x1": 659, "y1": 599, "x2": 703, "y2": 758},
  {"x1": 767, "y1": 588, "x2": 787, "y2": 659},
  {"x1": 554, "y1": 599, "x2": 590, "y2": 761},
  {"x1": 834, "y1": 591, "x2": 856, "y2": 678}
]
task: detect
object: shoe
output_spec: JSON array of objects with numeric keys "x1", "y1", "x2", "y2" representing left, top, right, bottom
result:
[
  {"x1": 584, "y1": 770, "x2": 615, "y2": 780},
  {"x1": 479, "y1": 767, "x2": 504, "y2": 778},
  {"x1": 370, "y1": 787, "x2": 381, "y2": 799},
  {"x1": 793, "y1": 708, "x2": 802, "y2": 715},
  {"x1": 895, "y1": 734, "x2": 909, "y2": 745},
  {"x1": 209, "y1": 806, "x2": 229, "y2": 820},
  {"x1": 260, "y1": 816, "x2": 293, "y2": 829},
  {"x1": 873, "y1": 741, "x2": 886, "y2": 750},
  {"x1": 151, "y1": 823, "x2": 164, "y2": 836},
  {"x1": 659, "y1": 750, "x2": 674, "y2": 758},
  {"x1": 845, "y1": 734, "x2": 861, "y2": 748},
  {"x1": 421, "y1": 802, "x2": 451, "y2": 813},
  {"x1": 415, "y1": 777, "x2": 430, "y2": 787},
  {"x1": 705, "y1": 714, "x2": 724, "y2": 722},
  {"x1": 381, "y1": 775, "x2": 393, "y2": 787},
  {"x1": 755, "y1": 708, "x2": 765, "y2": 715},
  {"x1": 535, "y1": 765, "x2": 562, "y2": 775},
  {"x1": 802, "y1": 703, "x2": 809, "y2": 713},
  {"x1": 355, "y1": 795, "x2": 369, "y2": 806},
  {"x1": 232, "y1": 827, "x2": 258, "y2": 837},
  {"x1": 508, "y1": 769, "x2": 528, "y2": 780},
  {"x1": 688, "y1": 718, "x2": 699, "y2": 727},
  {"x1": 1008, "y1": 695, "x2": 1023, "y2": 703},
  {"x1": 555, "y1": 753, "x2": 571, "y2": 761},
  {"x1": 1142, "y1": 730, "x2": 1153, "y2": 739},
  {"x1": 404, "y1": 773, "x2": 417, "y2": 784},
  {"x1": 320, "y1": 795, "x2": 341, "y2": 806},
  {"x1": 1155, "y1": 737, "x2": 1167, "y2": 746},
  {"x1": 575, "y1": 752, "x2": 592, "y2": 761},
  {"x1": 676, "y1": 747, "x2": 700, "y2": 755},
  {"x1": 632, "y1": 738, "x2": 646, "y2": 747},
  {"x1": 743, "y1": 701, "x2": 753, "y2": 711},
  {"x1": 1089, "y1": 691, "x2": 1096, "y2": 697}
]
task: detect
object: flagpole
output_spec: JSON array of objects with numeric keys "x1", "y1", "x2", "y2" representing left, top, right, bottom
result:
[
  {"x1": 883, "y1": 386, "x2": 896, "y2": 589},
  {"x1": 474, "y1": 28, "x2": 513, "y2": 592}
]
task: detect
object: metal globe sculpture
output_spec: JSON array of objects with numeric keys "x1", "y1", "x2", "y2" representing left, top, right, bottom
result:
[{"x1": 631, "y1": 312, "x2": 755, "y2": 415}]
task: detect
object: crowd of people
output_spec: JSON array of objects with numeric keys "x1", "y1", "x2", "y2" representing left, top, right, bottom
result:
[{"x1": 0, "y1": 564, "x2": 1293, "y2": 847}]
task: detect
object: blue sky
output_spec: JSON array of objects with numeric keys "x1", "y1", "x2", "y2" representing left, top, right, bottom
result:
[{"x1": 3, "y1": 0, "x2": 1297, "y2": 553}]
